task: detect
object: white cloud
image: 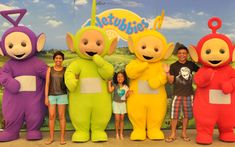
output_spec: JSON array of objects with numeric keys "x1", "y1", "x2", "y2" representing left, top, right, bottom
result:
[
  {"x1": 0, "y1": 3, "x2": 17, "y2": 11},
  {"x1": 225, "y1": 33, "x2": 235, "y2": 41},
  {"x1": 46, "y1": 19, "x2": 63, "y2": 28},
  {"x1": 47, "y1": 4, "x2": 55, "y2": 9},
  {"x1": 2, "y1": 22, "x2": 10, "y2": 27},
  {"x1": 146, "y1": 16, "x2": 195, "y2": 30},
  {"x1": 44, "y1": 16, "x2": 52, "y2": 19},
  {"x1": 112, "y1": 0, "x2": 142, "y2": 7},
  {"x1": 197, "y1": 11, "x2": 205, "y2": 16},
  {"x1": 32, "y1": 0, "x2": 40, "y2": 3},
  {"x1": 75, "y1": 0, "x2": 88, "y2": 6}
]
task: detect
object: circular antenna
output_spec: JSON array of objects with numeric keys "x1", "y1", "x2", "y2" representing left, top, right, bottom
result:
[{"x1": 208, "y1": 17, "x2": 222, "y2": 34}]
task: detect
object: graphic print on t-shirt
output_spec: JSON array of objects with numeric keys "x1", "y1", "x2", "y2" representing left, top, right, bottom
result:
[
  {"x1": 175, "y1": 67, "x2": 192, "y2": 85},
  {"x1": 117, "y1": 88, "x2": 126, "y2": 97}
]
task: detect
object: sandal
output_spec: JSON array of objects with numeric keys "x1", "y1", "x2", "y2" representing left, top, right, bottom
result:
[
  {"x1": 181, "y1": 136, "x2": 191, "y2": 142},
  {"x1": 165, "y1": 137, "x2": 176, "y2": 143},
  {"x1": 45, "y1": 139, "x2": 54, "y2": 145}
]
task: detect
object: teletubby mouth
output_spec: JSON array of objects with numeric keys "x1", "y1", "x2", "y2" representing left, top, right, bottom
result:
[
  {"x1": 86, "y1": 51, "x2": 97, "y2": 56},
  {"x1": 143, "y1": 55, "x2": 153, "y2": 60},
  {"x1": 14, "y1": 53, "x2": 25, "y2": 58},
  {"x1": 209, "y1": 60, "x2": 221, "y2": 64}
]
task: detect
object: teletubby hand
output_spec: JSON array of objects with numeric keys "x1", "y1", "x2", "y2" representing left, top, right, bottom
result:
[
  {"x1": 203, "y1": 68, "x2": 215, "y2": 81},
  {"x1": 0, "y1": 71, "x2": 20, "y2": 94},
  {"x1": 93, "y1": 54, "x2": 106, "y2": 67},
  {"x1": 136, "y1": 62, "x2": 148, "y2": 73},
  {"x1": 221, "y1": 81, "x2": 234, "y2": 94}
]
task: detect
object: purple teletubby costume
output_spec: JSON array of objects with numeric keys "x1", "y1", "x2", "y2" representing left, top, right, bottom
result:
[{"x1": 0, "y1": 9, "x2": 47, "y2": 141}]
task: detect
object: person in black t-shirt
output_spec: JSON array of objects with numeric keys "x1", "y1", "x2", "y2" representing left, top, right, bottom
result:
[{"x1": 165, "y1": 43, "x2": 199, "y2": 143}]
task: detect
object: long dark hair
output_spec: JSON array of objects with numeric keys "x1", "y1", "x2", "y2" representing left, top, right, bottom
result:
[{"x1": 112, "y1": 71, "x2": 129, "y2": 86}]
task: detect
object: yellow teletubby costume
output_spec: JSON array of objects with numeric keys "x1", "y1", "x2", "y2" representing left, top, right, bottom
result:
[{"x1": 125, "y1": 10, "x2": 174, "y2": 140}]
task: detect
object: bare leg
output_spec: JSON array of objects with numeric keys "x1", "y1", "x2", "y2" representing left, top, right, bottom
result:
[
  {"x1": 182, "y1": 118, "x2": 188, "y2": 137},
  {"x1": 45, "y1": 104, "x2": 56, "y2": 144},
  {"x1": 119, "y1": 114, "x2": 125, "y2": 140},
  {"x1": 58, "y1": 104, "x2": 66, "y2": 144},
  {"x1": 168, "y1": 119, "x2": 177, "y2": 138},
  {"x1": 115, "y1": 114, "x2": 120, "y2": 139}
]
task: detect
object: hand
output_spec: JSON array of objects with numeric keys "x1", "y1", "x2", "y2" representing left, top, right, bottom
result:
[
  {"x1": 203, "y1": 68, "x2": 215, "y2": 81},
  {"x1": 93, "y1": 54, "x2": 105, "y2": 67},
  {"x1": 0, "y1": 71, "x2": 10, "y2": 85},
  {"x1": 137, "y1": 62, "x2": 148, "y2": 73},
  {"x1": 163, "y1": 64, "x2": 170, "y2": 73},
  {"x1": 126, "y1": 90, "x2": 133, "y2": 97},
  {"x1": 108, "y1": 80, "x2": 112, "y2": 85},
  {"x1": 221, "y1": 81, "x2": 233, "y2": 94},
  {"x1": 45, "y1": 97, "x2": 49, "y2": 106}
]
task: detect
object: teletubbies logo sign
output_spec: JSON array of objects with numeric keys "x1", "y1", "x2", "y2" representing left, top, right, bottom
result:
[{"x1": 83, "y1": 9, "x2": 149, "y2": 41}]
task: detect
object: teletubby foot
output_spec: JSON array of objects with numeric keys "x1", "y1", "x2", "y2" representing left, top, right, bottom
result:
[
  {"x1": 130, "y1": 129, "x2": 146, "y2": 141},
  {"x1": 219, "y1": 132, "x2": 235, "y2": 142},
  {"x1": 72, "y1": 131, "x2": 90, "y2": 142},
  {"x1": 91, "y1": 131, "x2": 108, "y2": 142},
  {"x1": 26, "y1": 130, "x2": 42, "y2": 140},
  {"x1": 0, "y1": 131, "x2": 19, "y2": 142},
  {"x1": 196, "y1": 134, "x2": 212, "y2": 145},
  {"x1": 147, "y1": 129, "x2": 164, "y2": 140}
]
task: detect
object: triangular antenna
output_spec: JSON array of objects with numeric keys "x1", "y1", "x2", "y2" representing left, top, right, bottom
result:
[
  {"x1": 91, "y1": 0, "x2": 96, "y2": 26},
  {"x1": 0, "y1": 9, "x2": 26, "y2": 27},
  {"x1": 153, "y1": 9, "x2": 165, "y2": 30}
]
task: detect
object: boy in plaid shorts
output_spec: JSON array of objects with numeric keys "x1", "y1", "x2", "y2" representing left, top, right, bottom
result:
[{"x1": 165, "y1": 43, "x2": 199, "y2": 142}]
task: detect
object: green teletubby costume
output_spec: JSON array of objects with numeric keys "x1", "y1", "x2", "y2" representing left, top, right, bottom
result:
[{"x1": 65, "y1": 0, "x2": 118, "y2": 142}]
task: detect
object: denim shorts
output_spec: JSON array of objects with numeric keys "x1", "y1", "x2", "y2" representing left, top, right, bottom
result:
[{"x1": 49, "y1": 94, "x2": 68, "y2": 105}]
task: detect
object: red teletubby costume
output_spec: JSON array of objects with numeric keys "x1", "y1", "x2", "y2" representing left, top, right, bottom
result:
[{"x1": 189, "y1": 17, "x2": 235, "y2": 144}]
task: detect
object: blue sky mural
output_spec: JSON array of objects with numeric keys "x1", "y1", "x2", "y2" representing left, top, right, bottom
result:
[{"x1": 1, "y1": 0, "x2": 235, "y2": 50}]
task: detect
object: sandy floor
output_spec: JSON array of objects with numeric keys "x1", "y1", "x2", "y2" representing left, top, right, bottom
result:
[{"x1": 0, "y1": 129, "x2": 235, "y2": 147}]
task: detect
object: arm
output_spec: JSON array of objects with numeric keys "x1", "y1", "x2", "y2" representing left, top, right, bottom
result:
[
  {"x1": 221, "y1": 68, "x2": 235, "y2": 94},
  {"x1": 108, "y1": 80, "x2": 114, "y2": 93},
  {"x1": 64, "y1": 61, "x2": 80, "y2": 92},
  {"x1": 93, "y1": 54, "x2": 114, "y2": 80},
  {"x1": 148, "y1": 69, "x2": 167, "y2": 89},
  {"x1": 36, "y1": 59, "x2": 48, "y2": 79},
  {"x1": 125, "y1": 60, "x2": 148, "y2": 79},
  {"x1": 0, "y1": 64, "x2": 20, "y2": 94},
  {"x1": 194, "y1": 67, "x2": 215, "y2": 88},
  {"x1": 44, "y1": 67, "x2": 50, "y2": 106}
]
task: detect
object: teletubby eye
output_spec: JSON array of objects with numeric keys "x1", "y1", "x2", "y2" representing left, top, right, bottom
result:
[
  {"x1": 83, "y1": 39, "x2": 88, "y2": 45},
  {"x1": 8, "y1": 43, "x2": 13, "y2": 49},
  {"x1": 219, "y1": 49, "x2": 225, "y2": 54},
  {"x1": 154, "y1": 48, "x2": 159, "y2": 52},
  {"x1": 96, "y1": 40, "x2": 101, "y2": 46},
  {"x1": 205, "y1": 49, "x2": 211, "y2": 54},
  {"x1": 21, "y1": 42, "x2": 26, "y2": 47},
  {"x1": 142, "y1": 45, "x2": 146, "y2": 49}
]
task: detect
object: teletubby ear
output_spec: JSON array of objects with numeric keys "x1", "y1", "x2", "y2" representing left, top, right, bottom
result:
[
  {"x1": 188, "y1": 45, "x2": 198, "y2": 62},
  {"x1": 37, "y1": 33, "x2": 46, "y2": 52},
  {"x1": 127, "y1": 36, "x2": 135, "y2": 53},
  {"x1": 0, "y1": 43, "x2": 4, "y2": 56},
  {"x1": 232, "y1": 46, "x2": 235, "y2": 62},
  {"x1": 108, "y1": 37, "x2": 118, "y2": 55},
  {"x1": 66, "y1": 32, "x2": 75, "y2": 52},
  {"x1": 164, "y1": 42, "x2": 174, "y2": 59}
]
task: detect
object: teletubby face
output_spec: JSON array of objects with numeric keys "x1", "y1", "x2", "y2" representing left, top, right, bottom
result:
[
  {"x1": 4, "y1": 32, "x2": 32, "y2": 60},
  {"x1": 200, "y1": 38, "x2": 230, "y2": 67},
  {"x1": 0, "y1": 9, "x2": 46, "y2": 59},
  {"x1": 79, "y1": 29, "x2": 105, "y2": 57},
  {"x1": 128, "y1": 30, "x2": 174, "y2": 63},
  {"x1": 135, "y1": 36, "x2": 164, "y2": 62},
  {"x1": 66, "y1": 27, "x2": 117, "y2": 60},
  {"x1": 188, "y1": 17, "x2": 235, "y2": 67}
]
